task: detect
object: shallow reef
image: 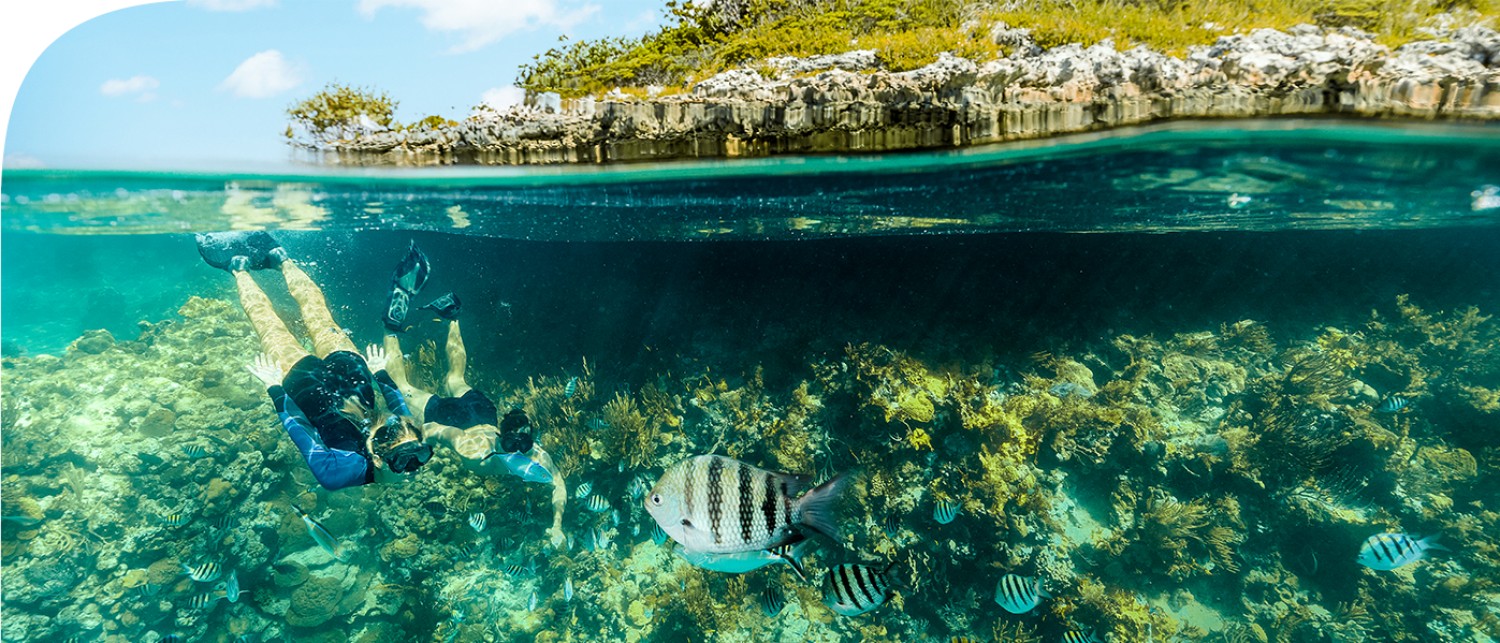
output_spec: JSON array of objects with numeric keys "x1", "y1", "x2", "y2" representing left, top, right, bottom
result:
[{"x1": 1, "y1": 292, "x2": 1497, "y2": 642}]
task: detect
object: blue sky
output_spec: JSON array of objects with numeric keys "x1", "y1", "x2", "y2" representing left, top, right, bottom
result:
[{"x1": 3, "y1": 0, "x2": 664, "y2": 167}]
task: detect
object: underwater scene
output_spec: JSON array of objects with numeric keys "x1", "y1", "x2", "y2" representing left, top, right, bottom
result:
[{"x1": 3, "y1": 122, "x2": 1500, "y2": 643}]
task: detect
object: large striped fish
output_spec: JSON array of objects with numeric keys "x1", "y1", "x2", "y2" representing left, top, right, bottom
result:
[
  {"x1": 1357, "y1": 532, "x2": 1446, "y2": 570},
  {"x1": 822, "y1": 562, "x2": 896, "y2": 616},
  {"x1": 645, "y1": 455, "x2": 850, "y2": 554},
  {"x1": 994, "y1": 573, "x2": 1048, "y2": 614}
]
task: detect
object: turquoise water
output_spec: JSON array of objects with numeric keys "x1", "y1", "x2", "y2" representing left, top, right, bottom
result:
[{"x1": 2, "y1": 121, "x2": 1499, "y2": 642}]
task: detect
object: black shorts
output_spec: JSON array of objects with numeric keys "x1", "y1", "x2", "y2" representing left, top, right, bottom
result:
[
  {"x1": 424, "y1": 389, "x2": 499, "y2": 429},
  {"x1": 281, "y1": 351, "x2": 374, "y2": 454}
]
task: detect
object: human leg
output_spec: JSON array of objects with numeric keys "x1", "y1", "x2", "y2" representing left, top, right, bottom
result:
[
  {"x1": 443, "y1": 320, "x2": 471, "y2": 397},
  {"x1": 279, "y1": 260, "x2": 358, "y2": 358},
  {"x1": 233, "y1": 271, "x2": 309, "y2": 374},
  {"x1": 383, "y1": 333, "x2": 432, "y2": 423}
]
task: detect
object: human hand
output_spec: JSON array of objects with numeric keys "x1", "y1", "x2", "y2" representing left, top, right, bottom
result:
[
  {"x1": 363, "y1": 343, "x2": 388, "y2": 372},
  {"x1": 246, "y1": 354, "x2": 282, "y2": 387}
]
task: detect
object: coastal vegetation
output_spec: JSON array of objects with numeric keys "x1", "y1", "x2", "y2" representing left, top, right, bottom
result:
[{"x1": 517, "y1": 0, "x2": 1500, "y2": 98}]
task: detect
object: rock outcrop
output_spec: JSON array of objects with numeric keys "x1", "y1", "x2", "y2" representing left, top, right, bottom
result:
[{"x1": 304, "y1": 25, "x2": 1500, "y2": 166}]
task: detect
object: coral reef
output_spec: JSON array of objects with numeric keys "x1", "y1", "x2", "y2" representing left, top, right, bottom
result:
[{"x1": 2, "y1": 290, "x2": 1497, "y2": 642}]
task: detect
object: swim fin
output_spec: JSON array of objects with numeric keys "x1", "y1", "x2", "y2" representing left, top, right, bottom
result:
[
  {"x1": 196, "y1": 231, "x2": 283, "y2": 271},
  {"x1": 419, "y1": 292, "x2": 461, "y2": 321},
  {"x1": 382, "y1": 242, "x2": 431, "y2": 331},
  {"x1": 392, "y1": 242, "x2": 430, "y2": 294}
]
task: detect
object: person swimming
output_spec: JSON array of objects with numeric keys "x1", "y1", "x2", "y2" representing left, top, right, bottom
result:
[
  {"x1": 378, "y1": 243, "x2": 569, "y2": 547},
  {"x1": 198, "y1": 231, "x2": 433, "y2": 490}
]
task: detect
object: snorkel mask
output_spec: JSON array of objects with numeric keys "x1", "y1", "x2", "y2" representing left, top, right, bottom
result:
[{"x1": 373, "y1": 416, "x2": 432, "y2": 474}]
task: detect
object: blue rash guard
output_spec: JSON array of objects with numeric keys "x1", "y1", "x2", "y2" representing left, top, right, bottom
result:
[{"x1": 267, "y1": 369, "x2": 410, "y2": 491}]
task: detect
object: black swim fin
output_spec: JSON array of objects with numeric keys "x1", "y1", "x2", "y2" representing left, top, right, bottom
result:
[
  {"x1": 391, "y1": 242, "x2": 431, "y2": 294},
  {"x1": 419, "y1": 292, "x2": 461, "y2": 321},
  {"x1": 196, "y1": 231, "x2": 283, "y2": 271},
  {"x1": 382, "y1": 242, "x2": 431, "y2": 331}
]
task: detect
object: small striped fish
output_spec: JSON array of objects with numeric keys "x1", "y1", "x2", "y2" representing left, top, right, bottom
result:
[
  {"x1": 181, "y1": 445, "x2": 208, "y2": 459},
  {"x1": 528, "y1": 590, "x2": 538, "y2": 612},
  {"x1": 994, "y1": 574, "x2": 1047, "y2": 614},
  {"x1": 586, "y1": 418, "x2": 610, "y2": 431},
  {"x1": 646, "y1": 455, "x2": 851, "y2": 554},
  {"x1": 1061, "y1": 631, "x2": 1101, "y2": 643},
  {"x1": 629, "y1": 474, "x2": 652, "y2": 500},
  {"x1": 822, "y1": 563, "x2": 895, "y2": 616},
  {"x1": 951, "y1": 638, "x2": 979, "y2": 643},
  {"x1": 188, "y1": 592, "x2": 222, "y2": 609},
  {"x1": 574, "y1": 482, "x2": 593, "y2": 499},
  {"x1": 1357, "y1": 532, "x2": 1446, "y2": 570},
  {"x1": 212, "y1": 515, "x2": 234, "y2": 532},
  {"x1": 760, "y1": 585, "x2": 786, "y2": 617},
  {"x1": 184, "y1": 561, "x2": 222, "y2": 582},
  {"x1": 586, "y1": 494, "x2": 610, "y2": 513},
  {"x1": 137, "y1": 582, "x2": 161, "y2": 597},
  {"x1": 468, "y1": 512, "x2": 486, "y2": 533},
  {"x1": 164, "y1": 513, "x2": 191, "y2": 528},
  {"x1": 564, "y1": 377, "x2": 579, "y2": 399},
  {"x1": 1375, "y1": 395, "x2": 1410, "y2": 414},
  {"x1": 563, "y1": 576, "x2": 574, "y2": 602},
  {"x1": 933, "y1": 498, "x2": 960, "y2": 524},
  {"x1": 160, "y1": 635, "x2": 184, "y2": 643},
  {"x1": 505, "y1": 564, "x2": 525, "y2": 576}
]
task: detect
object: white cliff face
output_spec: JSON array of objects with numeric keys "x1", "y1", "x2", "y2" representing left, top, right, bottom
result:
[{"x1": 307, "y1": 24, "x2": 1500, "y2": 166}]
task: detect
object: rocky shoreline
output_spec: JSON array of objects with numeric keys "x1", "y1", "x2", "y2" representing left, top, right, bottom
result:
[{"x1": 304, "y1": 24, "x2": 1500, "y2": 166}]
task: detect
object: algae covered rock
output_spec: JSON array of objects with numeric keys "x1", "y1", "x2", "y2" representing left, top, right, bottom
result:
[
  {"x1": 286, "y1": 575, "x2": 344, "y2": 628},
  {"x1": 68, "y1": 329, "x2": 115, "y2": 355}
]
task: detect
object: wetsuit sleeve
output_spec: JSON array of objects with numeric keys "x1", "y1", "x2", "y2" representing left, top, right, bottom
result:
[
  {"x1": 269, "y1": 386, "x2": 371, "y2": 490},
  {"x1": 372, "y1": 370, "x2": 411, "y2": 417}
]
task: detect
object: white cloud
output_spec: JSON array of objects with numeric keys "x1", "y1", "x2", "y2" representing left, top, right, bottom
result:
[
  {"x1": 219, "y1": 50, "x2": 303, "y2": 99},
  {"x1": 480, "y1": 85, "x2": 526, "y2": 111},
  {"x1": 100, "y1": 75, "x2": 159, "y2": 101},
  {"x1": 3, "y1": 154, "x2": 46, "y2": 169},
  {"x1": 358, "y1": 0, "x2": 599, "y2": 53},
  {"x1": 186, "y1": 0, "x2": 277, "y2": 10}
]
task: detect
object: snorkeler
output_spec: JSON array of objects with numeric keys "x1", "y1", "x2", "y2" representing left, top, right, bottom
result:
[
  {"x1": 196, "y1": 231, "x2": 434, "y2": 490},
  {"x1": 379, "y1": 243, "x2": 569, "y2": 547}
]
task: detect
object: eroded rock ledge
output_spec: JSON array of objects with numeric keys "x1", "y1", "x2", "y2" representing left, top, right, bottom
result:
[{"x1": 307, "y1": 25, "x2": 1500, "y2": 166}]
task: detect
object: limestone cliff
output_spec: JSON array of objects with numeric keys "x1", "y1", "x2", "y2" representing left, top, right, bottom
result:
[{"x1": 302, "y1": 25, "x2": 1500, "y2": 166}]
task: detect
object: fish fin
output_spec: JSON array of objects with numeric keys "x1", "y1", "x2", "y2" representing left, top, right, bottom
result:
[
  {"x1": 778, "y1": 550, "x2": 808, "y2": 583},
  {"x1": 796, "y1": 471, "x2": 853, "y2": 542},
  {"x1": 777, "y1": 472, "x2": 813, "y2": 497}
]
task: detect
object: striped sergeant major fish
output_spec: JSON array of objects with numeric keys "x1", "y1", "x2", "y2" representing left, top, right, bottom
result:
[
  {"x1": 994, "y1": 573, "x2": 1048, "y2": 614},
  {"x1": 822, "y1": 562, "x2": 896, "y2": 616},
  {"x1": 674, "y1": 537, "x2": 815, "y2": 581},
  {"x1": 760, "y1": 585, "x2": 786, "y2": 617},
  {"x1": 933, "y1": 498, "x2": 960, "y2": 524},
  {"x1": 1357, "y1": 532, "x2": 1447, "y2": 571},
  {"x1": 183, "y1": 561, "x2": 222, "y2": 583},
  {"x1": 1375, "y1": 395, "x2": 1410, "y2": 414},
  {"x1": 1061, "y1": 630, "x2": 1102, "y2": 643},
  {"x1": 564, "y1": 377, "x2": 579, "y2": 399},
  {"x1": 291, "y1": 504, "x2": 348, "y2": 562},
  {"x1": 645, "y1": 455, "x2": 851, "y2": 554},
  {"x1": 586, "y1": 494, "x2": 610, "y2": 513}
]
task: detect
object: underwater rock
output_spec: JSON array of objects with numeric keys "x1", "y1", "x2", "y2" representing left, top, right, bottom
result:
[
  {"x1": 286, "y1": 575, "x2": 344, "y2": 628},
  {"x1": 136, "y1": 406, "x2": 177, "y2": 437},
  {"x1": 67, "y1": 329, "x2": 115, "y2": 355}
]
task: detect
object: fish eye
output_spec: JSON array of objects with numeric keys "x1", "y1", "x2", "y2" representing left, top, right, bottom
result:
[
  {"x1": 681, "y1": 519, "x2": 692, "y2": 528},
  {"x1": 649, "y1": 494, "x2": 662, "y2": 506}
]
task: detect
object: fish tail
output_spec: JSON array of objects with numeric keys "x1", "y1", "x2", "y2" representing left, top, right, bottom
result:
[
  {"x1": 796, "y1": 471, "x2": 853, "y2": 542},
  {"x1": 1421, "y1": 533, "x2": 1450, "y2": 552}
]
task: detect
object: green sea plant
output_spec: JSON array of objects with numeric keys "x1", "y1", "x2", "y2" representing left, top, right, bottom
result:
[
  {"x1": 600, "y1": 391, "x2": 660, "y2": 469},
  {"x1": 1101, "y1": 489, "x2": 1244, "y2": 581},
  {"x1": 844, "y1": 342, "x2": 950, "y2": 426}
]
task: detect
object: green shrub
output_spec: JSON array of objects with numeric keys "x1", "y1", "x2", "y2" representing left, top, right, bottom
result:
[{"x1": 286, "y1": 84, "x2": 398, "y2": 142}]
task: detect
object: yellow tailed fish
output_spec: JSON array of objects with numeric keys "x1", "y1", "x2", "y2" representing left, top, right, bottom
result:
[{"x1": 291, "y1": 504, "x2": 347, "y2": 561}]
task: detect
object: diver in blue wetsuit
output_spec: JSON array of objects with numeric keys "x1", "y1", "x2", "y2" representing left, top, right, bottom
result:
[{"x1": 201, "y1": 230, "x2": 433, "y2": 490}]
